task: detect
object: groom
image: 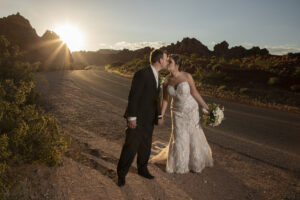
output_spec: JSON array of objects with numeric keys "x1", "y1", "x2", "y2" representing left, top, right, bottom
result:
[{"x1": 117, "y1": 49, "x2": 168, "y2": 187}]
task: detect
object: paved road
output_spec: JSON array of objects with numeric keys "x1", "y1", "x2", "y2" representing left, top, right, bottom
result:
[{"x1": 35, "y1": 65, "x2": 300, "y2": 172}]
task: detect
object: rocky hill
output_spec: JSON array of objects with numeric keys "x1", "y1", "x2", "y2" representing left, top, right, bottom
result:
[
  {"x1": 0, "y1": 13, "x2": 72, "y2": 70},
  {"x1": 72, "y1": 47, "x2": 153, "y2": 65},
  {"x1": 161, "y1": 37, "x2": 211, "y2": 57},
  {"x1": 72, "y1": 37, "x2": 273, "y2": 66}
]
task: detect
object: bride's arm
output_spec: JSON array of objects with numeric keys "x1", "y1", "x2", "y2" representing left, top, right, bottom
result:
[
  {"x1": 187, "y1": 73, "x2": 209, "y2": 110},
  {"x1": 161, "y1": 82, "x2": 169, "y2": 118}
]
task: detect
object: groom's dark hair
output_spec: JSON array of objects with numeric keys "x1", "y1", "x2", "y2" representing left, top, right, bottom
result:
[{"x1": 150, "y1": 49, "x2": 167, "y2": 64}]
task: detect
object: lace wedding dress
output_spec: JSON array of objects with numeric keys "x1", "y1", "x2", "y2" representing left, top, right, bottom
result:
[{"x1": 150, "y1": 81, "x2": 213, "y2": 173}]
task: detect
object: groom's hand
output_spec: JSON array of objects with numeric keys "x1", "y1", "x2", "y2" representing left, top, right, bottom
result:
[{"x1": 128, "y1": 120, "x2": 137, "y2": 129}]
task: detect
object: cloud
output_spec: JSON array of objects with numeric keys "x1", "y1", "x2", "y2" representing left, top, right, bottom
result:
[
  {"x1": 98, "y1": 43, "x2": 113, "y2": 49},
  {"x1": 98, "y1": 41, "x2": 167, "y2": 50},
  {"x1": 242, "y1": 42, "x2": 300, "y2": 55},
  {"x1": 98, "y1": 41, "x2": 300, "y2": 55},
  {"x1": 241, "y1": 42, "x2": 254, "y2": 47},
  {"x1": 262, "y1": 45, "x2": 300, "y2": 55}
]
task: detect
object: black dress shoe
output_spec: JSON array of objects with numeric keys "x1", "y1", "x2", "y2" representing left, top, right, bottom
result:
[
  {"x1": 117, "y1": 176, "x2": 125, "y2": 187},
  {"x1": 138, "y1": 171, "x2": 154, "y2": 179}
]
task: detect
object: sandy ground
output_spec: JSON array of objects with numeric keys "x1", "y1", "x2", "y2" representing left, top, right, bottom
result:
[{"x1": 20, "y1": 66, "x2": 299, "y2": 200}]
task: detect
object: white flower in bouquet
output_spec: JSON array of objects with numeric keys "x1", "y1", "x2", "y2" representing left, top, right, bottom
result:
[{"x1": 202, "y1": 103, "x2": 225, "y2": 127}]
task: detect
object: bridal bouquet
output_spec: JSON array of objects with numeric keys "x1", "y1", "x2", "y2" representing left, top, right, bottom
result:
[{"x1": 202, "y1": 103, "x2": 224, "y2": 127}]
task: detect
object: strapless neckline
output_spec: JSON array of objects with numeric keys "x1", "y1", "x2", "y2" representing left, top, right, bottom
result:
[{"x1": 168, "y1": 81, "x2": 188, "y2": 90}]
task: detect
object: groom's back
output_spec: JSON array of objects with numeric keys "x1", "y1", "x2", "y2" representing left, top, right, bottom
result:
[{"x1": 124, "y1": 65, "x2": 159, "y2": 126}]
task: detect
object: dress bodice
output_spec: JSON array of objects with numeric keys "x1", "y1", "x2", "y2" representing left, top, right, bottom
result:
[
  {"x1": 167, "y1": 81, "x2": 198, "y2": 113},
  {"x1": 167, "y1": 81, "x2": 190, "y2": 98}
]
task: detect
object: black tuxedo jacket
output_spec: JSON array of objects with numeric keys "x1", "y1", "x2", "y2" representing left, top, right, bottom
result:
[{"x1": 124, "y1": 65, "x2": 162, "y2": 127}]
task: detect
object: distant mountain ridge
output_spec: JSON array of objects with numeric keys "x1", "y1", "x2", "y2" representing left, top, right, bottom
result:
[
  {"x1": 72, "y1": 37, "x2": 272, "y2": 66},
  {"x1": 1, "y1": 13, "x2": 299, "y2": 69},
  {"x1": 161, "y1": 38, "x2": 270, "y2": 58}
]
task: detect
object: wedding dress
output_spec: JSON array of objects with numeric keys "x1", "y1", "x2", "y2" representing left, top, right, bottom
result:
[{"x1": 150, "y1": 81, "x2": 213, "y2": 173}]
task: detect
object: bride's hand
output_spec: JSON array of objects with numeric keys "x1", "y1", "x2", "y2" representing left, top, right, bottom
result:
[
  {"x1": 158, "y1": 117, "x2": 164, "y2": 125},
  {"x1": 202, "y1": 108, "x2": 210, "y2": 114}
]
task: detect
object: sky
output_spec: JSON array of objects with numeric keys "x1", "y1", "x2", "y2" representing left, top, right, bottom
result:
[{"x1": 1, "y1": 0, "x2": 300, "y2": 54}]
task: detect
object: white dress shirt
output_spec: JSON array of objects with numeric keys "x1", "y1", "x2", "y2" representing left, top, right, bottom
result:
[
  {"x1": 150, "y1": 64, "x2": 159, "y2": 88},
  {"x1": 127, "y1": 65, "x2": 161, "y2": 121}
]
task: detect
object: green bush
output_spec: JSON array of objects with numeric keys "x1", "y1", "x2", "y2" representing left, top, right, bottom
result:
[
  {"x1": 190, "y1": 53, "x2": 199, "y2": 59},
  {"x1": 218, "y1": 57, "x2": 226, "y2": 65},
  {"x1": 293, "y1": 67, "x2": 300, "y2": 79},
  {"x1": 212, "y1": 64, "x2": 221, "y2": 71},
  {"x1": 290, "y1": 85, "x2": 300, "y2": 92},
  {"x1": 206, "y1": 63, "x2": 213, "y2": 70},
  {"x1": 194, "y1": 67, "x2": 204, "y2": 81},
  {"x1": 224, "y1": 76, "x2": 232, "y2": 82},
  {"x1": 254, "y1": 57, "x2": 271, "y2": 70},
  {"x1": 268, "y1": 77, "x2": 279, "y2": 85},
  {"x1": 217, "y1": 85, "x2": 226, "y2": 91},
  {"x1": 0, "y1": 135, "x2": 10, "y2": 175},
  {"x1": 239, "y1": 65, "x2": 247, "y2": 69},
  {"x1": 205, "y1": 71, "x2": 225, "y2": 81},
  {"x1": 69, "y1": 64, "x2": 88, "y2": 70},
  {"x1": 117, "y1": 58, "x2": 148, "y2": 73},
  {"x1": 239, "y1": 88, "x2": 248, "y2": 94},
  {"x1": 229, "y1": 59, "x2": 241, "y2": 67},
  {"x1": 247, "y1": 63, "x2": 256, "y2": 69},
  {"x1": 0, "y1": 35, "x2": 68, "y2": 193}
]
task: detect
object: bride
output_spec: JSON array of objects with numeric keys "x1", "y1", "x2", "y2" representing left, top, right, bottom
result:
[{"x1": 150, "y1": 54, "x2": 213, "y2": 173}]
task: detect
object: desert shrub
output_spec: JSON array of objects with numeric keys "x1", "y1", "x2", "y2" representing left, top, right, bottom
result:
[
  {"x1": 239, "y1": 88, "x2": 248, "y2": 94},
  {"x1": 195, "y1": 57, "x2": 208, "y2": 62},
  {"x1": 212, "y1": 64, "x2": 221, "y2": 71},
  {"x1": 229, "y1": 59, "x2": 241, "y2": 67},
  {"x1": 209, "y1": 57, "x2": 216, "y2": 63},
  {"x1": 218, "y1": 57, "x2": 226, "y2": 65},
  {"x1": 205, "y1": 71, "x2": 225, "y2": 81},
  {"x1": 224, "y1": 76, "x2": 232, "y2": 82},
  {"x1": 69, "y1": 64, "x2": 88, "y2": 70},
  {"x1": 120, "y1": 58, "x2": 148, "y2": 73},
  {"x1": 290, "y1": 85, "x2": 300, "y2": 92},
  {"x1": 206, "y1": 63, "x2": 214, "y2": 70},
  {"x1": 111, "y1": 62, "x2": 124, "y2": 68},
  {"x1": 194, "y1": 67, "x2": 204, "y2": 81},
  {"x1": 247, "y1": 63, "x2": 256, "y2": 69},
  {"x1": 293, "y1": 67, "x2": 300, "y2": 79},
  {"x1": 217, "y1": 85, "x2": 226, "y2": 91},
  {"x1": 268, "y1": 77, "x2": 279, "y2": 85},
  {"x1": 0, "y1": 134, "x2": 10, "y2": 175},
  {"x1": 254, "y1": 57, "x2": 271, "y2": 70},
  {"x1": 136, "y1": 59, "x2": 147, "y2": 68},
  {"x1": 0, "y1": 35, "x2": 68, "y2": 193},
  {"x1": 190, "y1": 53, "x2": 199, "y2": 59}
]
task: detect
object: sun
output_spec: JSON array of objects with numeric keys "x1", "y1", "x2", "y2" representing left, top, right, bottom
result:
[{"x1": 53, "y1": 24, "x2": 84, "y2": 52}]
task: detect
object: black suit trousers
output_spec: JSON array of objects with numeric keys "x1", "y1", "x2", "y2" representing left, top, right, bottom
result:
[{"x1": 117, "y1": 125, "x2": 154, "y2": 178}]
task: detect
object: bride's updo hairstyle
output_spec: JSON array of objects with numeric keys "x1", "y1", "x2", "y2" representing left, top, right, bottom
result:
[{"x1": 169, "y1": 54, "x2": 182, "y2": 70}]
